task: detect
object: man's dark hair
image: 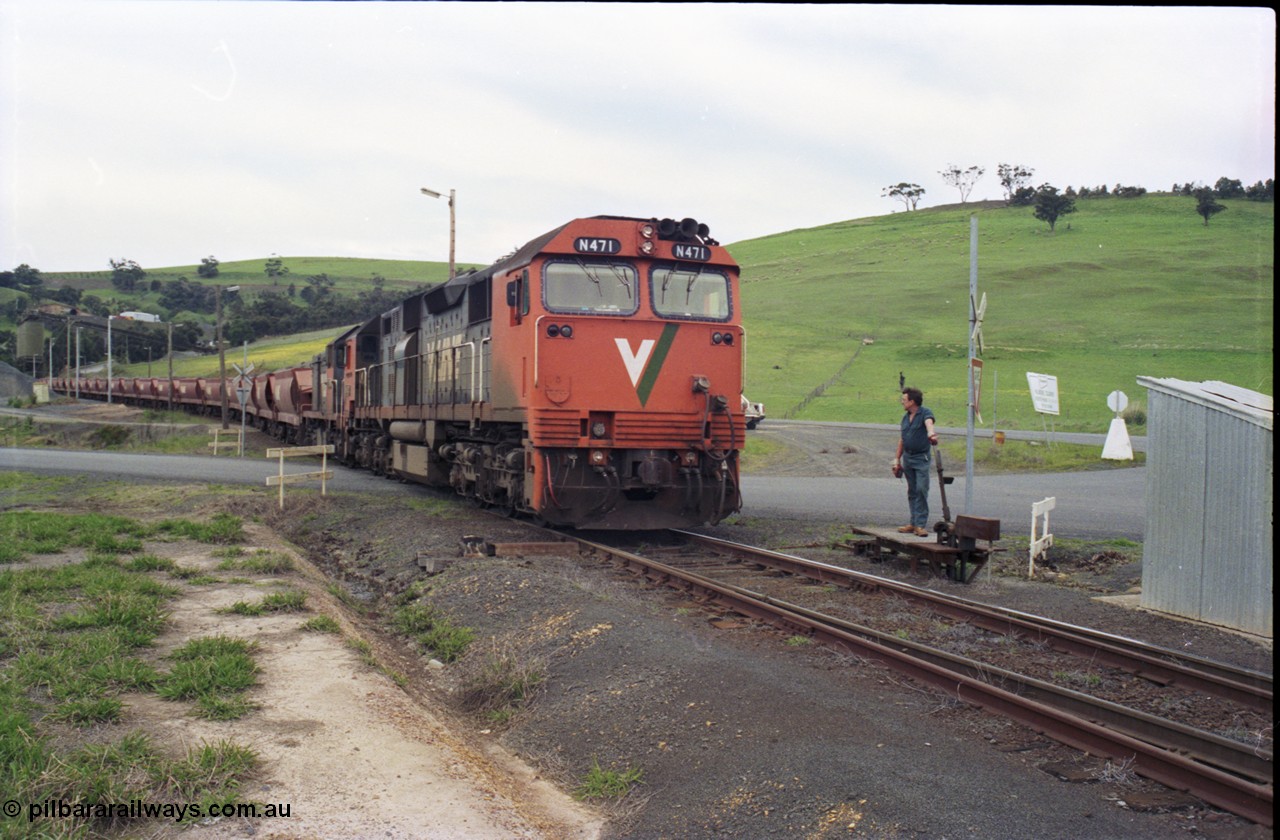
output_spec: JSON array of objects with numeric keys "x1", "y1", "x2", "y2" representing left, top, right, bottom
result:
[{"x1": 902, "y1": 387, "x2": 923, "y2": 406}]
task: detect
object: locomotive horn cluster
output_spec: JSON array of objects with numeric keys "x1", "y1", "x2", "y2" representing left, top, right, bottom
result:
[{"x1": 655, "y1": 217, "x2": 715, "y2": 244}]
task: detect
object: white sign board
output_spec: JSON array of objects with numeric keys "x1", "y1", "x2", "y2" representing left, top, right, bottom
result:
[
  {"x1": 1026, "y1": 372, "x2": 1060, "y2": 415},
  {"x1": 1107, "y1": 390, "x2": 1128, "y2": 414}
]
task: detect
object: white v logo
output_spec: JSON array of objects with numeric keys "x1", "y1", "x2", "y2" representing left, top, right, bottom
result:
[{"x1": 615, "y1": 338, "x2": 655, "y2": 387}]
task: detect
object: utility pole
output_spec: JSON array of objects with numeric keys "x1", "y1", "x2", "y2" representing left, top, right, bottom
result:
[
  {"x1": 216, "y1": 285, "x2": 240, "y2": 429},
  {"x1": 106, "y1": 315, "x2": 113, "y2": 404},
  {"x1": 167, "y1": 322, "x2": 174, "y2": 412},
  {"x1": 965, "y1": 216, "x2": 988, "y2": 516}
]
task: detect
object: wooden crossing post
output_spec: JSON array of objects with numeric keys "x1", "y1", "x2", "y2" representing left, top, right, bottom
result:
[
  {"x1": 265, "y1": 445, "x2": 335, "y2": 510},
  {"x1": 208, "y1": 427, "x2": 243, "y2": 454}
]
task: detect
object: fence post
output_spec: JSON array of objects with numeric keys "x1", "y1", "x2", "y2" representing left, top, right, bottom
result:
[
  {"x1": 265, "y1": 445, "x2": 336, "y2": 510},
  {"x1": 208, "y1": 427, "x2": 243, "y2": 455}
]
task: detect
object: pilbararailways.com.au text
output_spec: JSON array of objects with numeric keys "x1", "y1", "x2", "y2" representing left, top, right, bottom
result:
[{"x1": 7, "y1": 798, "x2": 292, "y2": 824}]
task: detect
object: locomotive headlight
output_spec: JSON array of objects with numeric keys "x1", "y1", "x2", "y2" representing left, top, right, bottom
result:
[
  {"x1": 546, "y1": 324, "x2": 560, "y2": 338},
  {"x1": 712, "y1": 332, "x2": 723, "y2": 345},
  {"x1": 681, "y1": 450, "x2": 699, "y2": 466},
  {"x1": 559, "y1": 324, "x2": 573, "y2": 339},
  {"x1": 640, "y1": 240, "x2": 655, "y2": 255},
  {"x1": 722, "y1": 332, "x2": 734, "y2": 345},
  {"x1": 589, "y1": 449, "x2": 608, "y2": 465},
  {"x1": 640, "y1": 222, "x2": 655, "y2": 238},
  {"x1": 591, "y1": 421, "x2": 607, "y2": 438}
]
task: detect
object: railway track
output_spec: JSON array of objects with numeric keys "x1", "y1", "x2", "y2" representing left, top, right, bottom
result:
[{"x1": 565, "y1": 530, "x2": 1273, "y2": 826}]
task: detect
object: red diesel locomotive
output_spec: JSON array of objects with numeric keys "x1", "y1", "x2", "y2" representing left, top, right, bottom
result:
[{"x1": 57, "y1": 215, "x2": 747, "y2": 530}]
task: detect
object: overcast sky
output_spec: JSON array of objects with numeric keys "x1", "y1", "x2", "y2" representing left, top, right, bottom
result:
[{"x1": 1, "y1": 2, "x2": 1274, "y2": 273}]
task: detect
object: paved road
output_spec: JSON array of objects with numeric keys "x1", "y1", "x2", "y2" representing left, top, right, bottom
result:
[
  {"x1": 773, "y1": 418, "x2": 1147, "y2": 452},
  {"x1": 3, "y1": 443, "x2": 1146, "y2": 541},
  {"x1": 741, "y1": 419, "x2": 1146, "y2": 540},
  {"x1": 0, "y1": 448, "x2": 407, "y2": 496},
  {"x1": 740, "y1": 470, "x2": 1144, "y2": 541}
]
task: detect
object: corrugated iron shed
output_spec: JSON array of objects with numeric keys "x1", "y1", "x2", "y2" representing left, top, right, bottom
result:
[{"x1": 1137, "y1": 378, "x2": 1272, "y2": 637}]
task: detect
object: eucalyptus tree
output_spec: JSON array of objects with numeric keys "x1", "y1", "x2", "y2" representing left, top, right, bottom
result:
[
  {"x1": 939, "y1": 164, "x2": 984, "y2": 202},
  {"x1": 881, "y1": 182, "x2": 926, "y2": 211}
]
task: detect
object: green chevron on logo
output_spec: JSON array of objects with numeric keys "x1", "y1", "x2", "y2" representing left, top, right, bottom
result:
[{"x1": 615, "y1": 324, "x2": 679, "y2": 406}]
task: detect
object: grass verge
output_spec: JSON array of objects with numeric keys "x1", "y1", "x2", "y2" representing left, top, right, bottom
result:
[{"x1": 0, "y1": 510, "x2": 259, "y2": 839}]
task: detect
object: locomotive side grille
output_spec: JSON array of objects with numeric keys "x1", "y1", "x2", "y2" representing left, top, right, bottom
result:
[
  {"x1": 615, "y1": 412, "x2": 738, "y2": 446},
  {"x1": 530, "y1": 410, "x2": 581, "y2": 446},
  {"x1": 531, "y1": 409, "x2": 739, "y2": 448}
]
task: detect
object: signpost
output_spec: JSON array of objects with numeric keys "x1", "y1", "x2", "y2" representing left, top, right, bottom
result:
[
  {"x1": 1026, "y1": 372, "x2": 1059, "y2": 445},
  {"x1": 232, "y1": 360, "x2": 254, "y2": 457}
]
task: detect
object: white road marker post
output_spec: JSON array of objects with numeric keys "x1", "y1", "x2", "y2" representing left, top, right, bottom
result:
[{"x1": 1029, "y1": 496, "x2": 1056, "y2": 578}]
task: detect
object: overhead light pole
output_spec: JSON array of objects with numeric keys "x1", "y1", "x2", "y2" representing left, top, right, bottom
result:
[
  {"x1": 216, "y1": 285, "x2": 240, "y2": 429},
  {"x1": 106, "y1": 314, "x2": 114, "y2": 404},
  {"x1": 420, "y1": 186, "x2": 456, "y2": 280}
]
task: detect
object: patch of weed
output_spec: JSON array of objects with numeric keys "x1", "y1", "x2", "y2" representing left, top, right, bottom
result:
[
  {"x1": 392, "y1": 601, "x2": 474, "y2": 662},
  {"x1": 157, "y1": 636, "x2": 259, "y2": 717},
  {"x1": 226, "y1": 589, "x2": 307, "y2": 616},
  {"x1": 216, "y1": 549, "x2": 294, "y2": 574},
  {"x1": 0, "y1": 511, "x2": 150, "y2": 562},
  {"x1": 574, "y1": 757, "x2": 644, "y2": 800},
  {"x1": 154, "y1": 513, "x2": 244, "y2": 544},
  {"x1": 458, "y1": 639, "x2": 545, "y2": 721},
  {"x1": 301, "y1": 615, "x2": 341, "y2": 633}
]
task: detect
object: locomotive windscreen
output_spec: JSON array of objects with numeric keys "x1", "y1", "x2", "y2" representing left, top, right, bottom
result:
[
  {"x1": 651, "y1": 266, "x2": 732, "y2": 321},
  {"x1": 544, "y1": 260, "x2": 638, "y2": 314}
]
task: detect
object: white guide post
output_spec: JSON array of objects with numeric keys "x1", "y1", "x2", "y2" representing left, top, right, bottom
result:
[{"x1": 1029, "y1": 496, "x2": 1056, "y2": 577}]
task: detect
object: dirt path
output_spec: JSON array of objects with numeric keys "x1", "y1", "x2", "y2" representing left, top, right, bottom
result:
[{"x1": 131, "y1": 524, "x2": 603, "y2": 840}]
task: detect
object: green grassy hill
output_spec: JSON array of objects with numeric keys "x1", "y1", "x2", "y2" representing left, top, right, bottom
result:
[
  {"x1": 729, "y1": 194, "x2": 1272, "y2": 432},
  {"x1": 29, "y1": 196, "x2": 1273, "y2": 434},
  {"x1": 43, "y1": 256, "x2": 456, "y2": 312},
  {"x1": 12, "y1": 257, "x2": 458, "y2": 379}
]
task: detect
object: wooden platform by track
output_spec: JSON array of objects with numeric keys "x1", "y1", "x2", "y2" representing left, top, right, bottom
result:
[{"x1": 848, "y1": 524, "x2": 992, "y2": 582}]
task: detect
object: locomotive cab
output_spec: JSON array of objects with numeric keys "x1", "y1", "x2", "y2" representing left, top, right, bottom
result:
[{"x1": 499, "y1": 216, "x2": 745, "y2": 529}]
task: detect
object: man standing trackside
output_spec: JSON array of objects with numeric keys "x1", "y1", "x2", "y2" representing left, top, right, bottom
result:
[{"x1": 893, "y1": 387, "x2": 938, "y2": 537}]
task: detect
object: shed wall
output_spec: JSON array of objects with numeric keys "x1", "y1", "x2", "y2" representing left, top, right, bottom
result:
[{"x1": 1141, "y1": 385, "x2": 1273, "y2": 637}]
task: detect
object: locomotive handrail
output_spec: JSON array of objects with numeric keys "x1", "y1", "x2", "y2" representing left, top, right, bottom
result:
[
  {"x1": 355, "y1": 337, "x2": 489, "y2": 409},
  {"x1": 458, "y1": 341, "x2": 476, "y2": 406},
  {"x1": 533, "y1": 315, "x2": 549, "y2": 387},
  {"x1": 477, "y1": 336, "x2": 490, "y2": 406},
  {"x1": 354, "y1": 366, "x2": 371, "y2": 408}
]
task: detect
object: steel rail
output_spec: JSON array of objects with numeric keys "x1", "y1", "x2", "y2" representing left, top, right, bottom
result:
[
  {"x1": 675, "y1": 531, "x2": 1273, "y2": 713},
  {"x1": 576, "y1": 536, "x2": 1274, "y2": 827},
  {"x1": 727, "y1": 580, "x2": 1271, "y2": 782}
]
